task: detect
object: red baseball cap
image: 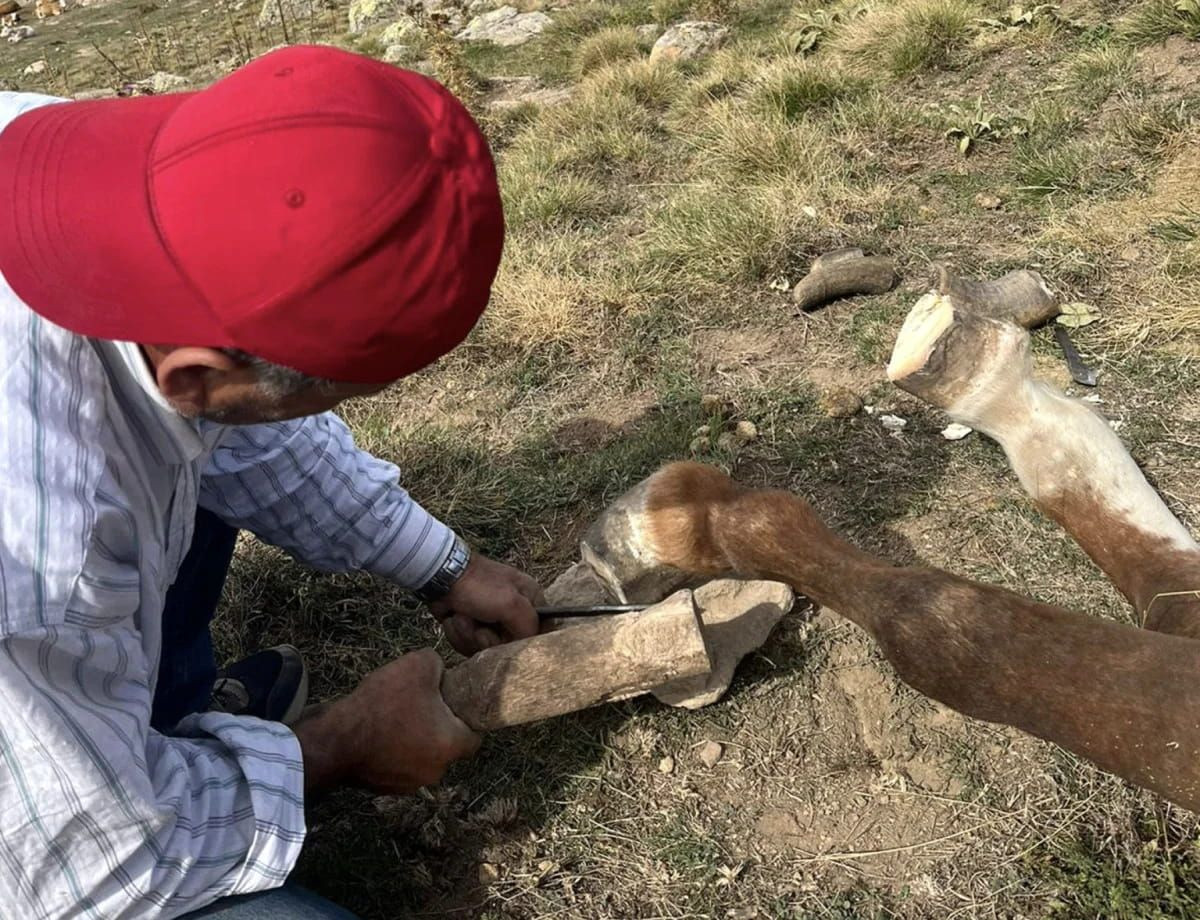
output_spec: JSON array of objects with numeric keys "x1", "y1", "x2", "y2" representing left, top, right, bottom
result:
[{"x1": 0, "y1": 45, "x2": 504, "y2": 383}]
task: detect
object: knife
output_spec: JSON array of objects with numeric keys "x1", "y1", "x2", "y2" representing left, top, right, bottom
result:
[
  {"x1": 536, "y1": 604, "x2": 651, "y2": 618},
  {"x1": 1053, "y1": 325, "x2": 1098, "y2": 387}
]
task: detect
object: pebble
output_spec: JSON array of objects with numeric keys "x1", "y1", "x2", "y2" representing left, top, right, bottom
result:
[
  {"x1": 734, "y1": 420, "x2": 758, "y2": 442},
  {"x1": 879, "y1": 414, "x2": 907, "y2": 432},
  {"x1": 941, "y1": 422, "x2": 973, "y2": 440},
  {"x1": 658, "y1": 755, "x2": 675, "y2": 774},
  {"x1": 820, "y1": 386, "x2": 862, "y2": 418},
  {"x1": 697, "y1": 740, "x2": 724, "y2": 767}
]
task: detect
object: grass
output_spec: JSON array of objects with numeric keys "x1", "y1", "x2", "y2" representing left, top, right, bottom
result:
[
  {"x1": 831, "y1": 0, "x2": 981, "y2": 77},
  {"x1": 21, "y1": 0, "x2": 1200, "y2": 916},
  {"x1": 1119, "y1": 0, "x2": 1200, "y2": 45},
  {"x1": 574, "y1": 24, "x2": 643, "y2": 75}
]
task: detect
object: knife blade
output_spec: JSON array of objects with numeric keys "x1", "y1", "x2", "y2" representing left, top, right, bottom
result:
[
  {"x1": 1054, "y1": 324, "x2": 1098, "y2": 387},
  {"x1": 536, "y1": 604, "x2": 651, "y2": 618}
]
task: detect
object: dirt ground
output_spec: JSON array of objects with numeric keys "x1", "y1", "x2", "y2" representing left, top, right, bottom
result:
[{"x1": 11, "y1": 0, "x2": 1200, "y2": 916}]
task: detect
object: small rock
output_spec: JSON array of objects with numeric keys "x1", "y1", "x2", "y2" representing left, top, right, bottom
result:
[
  {"x1": 697, "y1": 740, "x2": 724, "y2": 767},
  {"x1": 716, "y1": 431, "x2": 739, "y2": 452},
  {"x1": 347, "y1": 0, "x2": 394, "y2": 35},
  {"x1": 467, "y1": 0, "x2": 488, "y2": 10},
  {"x1": 23, "y1": 59, "x2": 47, "y2": 75},
  {"x1": 382, "y1": 42, "x2": 410, "y2": 63},
  {"x1": 635, "y1": 22, "x2": 660, "y2": 42},
  {"x1": 141, "y1": 71, "x2": 189, "y2": 93},
  {"x1": 649, "y1": 20, "x2": 728, "y2": 63},
  {"x1": 728, "y1": 909, "x2": 758, "y2": 920},
  {"x1": 658, "y1": 755, "x2": 675, "y2": 774},
  {"x1": 478, "y1": 862, "x2": 501, "y2": 885},
  {"x1": 379, "y1": 16, "x2": 419, "y2": 44},
  {"x1": 1118, "y1": 244, "x2": 1143, "y2": 262},
  {"x1": 941, "y1": 422, "x2": 972, "y2": 441},
  {"x1": 456, "y1": 5, "x2": 551, "y2": 46},
  {"x1": 879, "y1": 413, "x2": 907, "y2": 432},
  {"x1": 5, "y1": 24, "x2": 35, "y2": 42},
  {"x1": 734, "y1": 420, "x2": 757, "y2": 442},
  {"x1": 820, "y1": 387, "x2": 862, "y2": 418},
  {"x1": 700, "y1": 393, "x2": 728, "y2": 416},
  {"x1": 257, "y1": 0, "x2": 321, "y2": 28},
  {"x1": 974, "y1": 192, "x2": 1002, "y2": 210}
]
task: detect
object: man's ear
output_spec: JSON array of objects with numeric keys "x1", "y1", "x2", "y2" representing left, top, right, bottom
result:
[{"x1": 153, "y1": 347, "x2": 241, "y2": 416}]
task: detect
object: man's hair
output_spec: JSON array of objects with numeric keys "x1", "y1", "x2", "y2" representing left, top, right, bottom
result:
[{"x1": 221, "y1": 349, "x2": 337, "y2": 398}]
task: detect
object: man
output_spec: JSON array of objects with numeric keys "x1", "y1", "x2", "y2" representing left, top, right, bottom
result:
[{"x1": 0, "y1": 45, "x2": 543, "y2": 918}]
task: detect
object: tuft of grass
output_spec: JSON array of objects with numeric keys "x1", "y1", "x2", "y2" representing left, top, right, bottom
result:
[
  {"x1": 1013, "y1": 139, "x2": 1124, "y2": 198},
  {"x1": 639, "y1": 180, "x2": 805, "y2": 286},
  {"x1": 1031, "y1": 826, "x2": 1200, "y2": 920},
  {"x1": 575, "y1": 25, "x2": 643, "y2": 76},
  {"x1": 1064, "y1": 45, "x2": 1138, "y2": 107},
  {"x1": 832, "y1": 0, "x2": 981, "y2": 78},
  {"x1": 500, "y1": 162, "x2": 613, "y2": 230},
  {"x1": 748, "y1": 59, "x2": 868, "y2": 120},
  {"x1": 1119, "y1": 0, "x2": 1200, "y2": 45},
  {"x1": 1110, "y1": 99, "x2": 1194, "y2": 161},
  {"x1": 685, "y1": 98, "x2": 841, "y2": 178}
]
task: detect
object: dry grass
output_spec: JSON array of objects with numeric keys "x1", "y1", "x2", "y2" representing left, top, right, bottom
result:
[
  {"x1": 18, "y1": 0, "x2": 1200, "y2": 916},
  {"x1": 574, "y1": 24, "x2": 643, "y2": 75},
  {"x1": 830, "y1": 0, "x2": 982, "y2": 77}
]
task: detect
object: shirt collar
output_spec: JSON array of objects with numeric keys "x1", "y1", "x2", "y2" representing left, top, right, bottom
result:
[{"x1": 100, "y1": 338, "x2": 208, "y2": 464}]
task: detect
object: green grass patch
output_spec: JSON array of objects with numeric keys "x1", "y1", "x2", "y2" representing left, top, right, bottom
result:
[
  {"x1": 833, "y1": 0, "x2": 981, "y2": 78},
  {"x1": 1119, "y1": 0, "x2": 1200, "y2": 45}
]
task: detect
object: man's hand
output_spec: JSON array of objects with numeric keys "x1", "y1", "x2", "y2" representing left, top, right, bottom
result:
[
  {"x1": 429, "y1": 553, "x2": 545, "y2": 655},
  {"x1": 295, "y1": 649, "x2": 479, "y2": 797}
]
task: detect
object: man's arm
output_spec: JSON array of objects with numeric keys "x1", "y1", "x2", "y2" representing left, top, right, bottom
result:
[
  {"x1": 0, "y1": 623, "x2": 304, "y2": 918},
  {"x1": 198, "y1": 413, "x2": 544, "y2": 653},
  {"x1": 199, "y1": 412, "x2": 454, "y2": 589}
]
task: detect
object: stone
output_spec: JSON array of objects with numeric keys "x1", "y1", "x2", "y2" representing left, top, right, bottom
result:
[
  {"x1": 697, "y1": 740, "x2": 724, "y2": 767},
  {"x1": 478, "y1": 862, "x2": 501, "y2": 884},
  {"x1": 257, "y1": 0, "x2": 322, "y2": 28},
  {"x1": 649, "y1": 20, "x2": 728, "y2": 63},
  {"x1": 941, "y1": 422, "x2": 973, "y2": 441},
  {"x1": 653, "y1": 579, "x2": 794, "y2": 710},
  {"x1": 973, "y1": 192, "x2": 1002, "y2": 210},
  {"x1": 658, "y1": 755, "x2": 675, "y2": 774},
  {"x1": 635, "y1": 23, "x2": 660, "y2": 42},
  {"x1": 734, "y1": 420, "x2": 757, "y2": 442},
  {"x1": 139, "y1": 71, "x2": 189, "y2": 93},
  {"x1": 456, "y1": 5, "x2": 551, "y2": 46},
  {"x1": 381, "y1": 42, "x2": 410, "y2": 64},
  {"x1": 700, "y1": 393, "x2": 729, "y2": 416},
  {"x1": 348, "y1": 0, "x2": 395, "y2": 35},
  {"x1": 22, "y1": 59, "x2": 46, "y2": 75},
  {"x1": 819, "y1": 386, "x2": 862, "y2": 419},
  {"x1": 379, "y1": 17, "x2": 419, "y2": 43}
]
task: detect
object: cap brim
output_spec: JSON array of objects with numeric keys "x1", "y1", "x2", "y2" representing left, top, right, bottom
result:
[{"x1": 0, "y1": 94, "x2": 228, "y2": 347}]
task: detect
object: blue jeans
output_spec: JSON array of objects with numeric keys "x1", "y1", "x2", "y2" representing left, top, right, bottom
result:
[
  {"x1": 187, "y1": 887, "x2": 358, "y2": 919},
  {"x1": 156, "y1": 509, "x2": 359, "y2": 920}
]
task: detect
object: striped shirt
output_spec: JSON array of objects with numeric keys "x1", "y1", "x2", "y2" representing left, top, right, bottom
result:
[{"x1": 0, "y1": 92, "x2": 456, "y2": 918}]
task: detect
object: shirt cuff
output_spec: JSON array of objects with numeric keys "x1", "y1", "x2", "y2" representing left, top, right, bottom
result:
[
  {"x1": 177, "y1": 713, "x2": 307, "y2": 896},
  {"x1": 363, "y1": 493, "x2": 457, "y2": 591}
]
